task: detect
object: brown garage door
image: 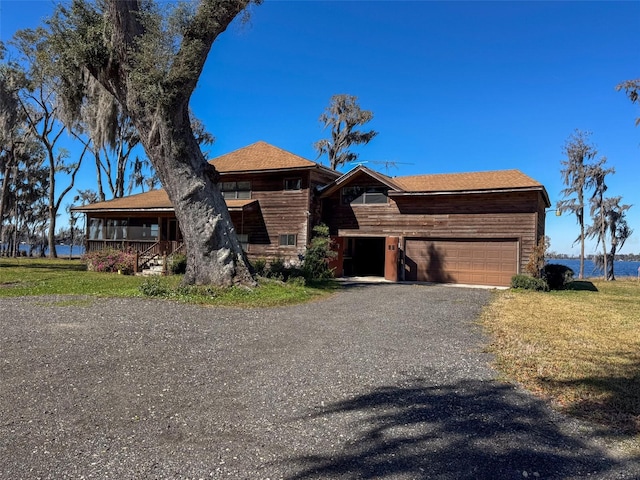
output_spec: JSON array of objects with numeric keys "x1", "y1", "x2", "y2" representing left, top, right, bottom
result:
[{"x1": 404, "y1": 239, "x2": 518, "y2": 286}]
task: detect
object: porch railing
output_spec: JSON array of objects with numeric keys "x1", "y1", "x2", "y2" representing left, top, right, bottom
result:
[
  {"x1": 84, "y1": 239, "x2": 184, "y2": 273},
  {"x1": 134, "y1": 241, "x2": 185, "y2": 273}
]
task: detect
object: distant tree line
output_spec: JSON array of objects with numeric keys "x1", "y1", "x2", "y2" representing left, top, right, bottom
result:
[
  {"x1": 556, "y1": 130, "x2": 632, "y2": 281},
  {"x1": 0, "y1": 18, "x2": 213, "y2": 260},
  {"x1": 548, "y1": 252, "x2": 640, "y2": 262}
]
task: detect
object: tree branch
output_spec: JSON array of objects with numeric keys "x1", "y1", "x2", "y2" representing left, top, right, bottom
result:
[{"x1": 168, "y1": 0, "x2": 255, "y2": 101}]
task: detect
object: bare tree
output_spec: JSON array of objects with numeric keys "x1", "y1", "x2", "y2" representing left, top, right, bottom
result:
[
  {"x1": 10, "y1": 28, "x2": 87, "y2": 258},
  {"x1": 0, "y1": 49, "x2": 49, "y2": 256},
  {"x1": 0, "y1": 48, "x2": 22, "y2": 250},
  {"x1": 585, "y1": 159, "x2": 614, "y2": 279},
  {"x1": 603, "y1": 198, "x2": 632, "y2": 280},
  {"x1": 616, "y1": 79, "x2": 640, "y2": 126},
  {"x1": 557, "y1": 130, "x2": 598, "y2": 279},
  {"x1": 314, "y1": 94, "x2": 378, "y2": 170},
  {"x1": 48, "y1": 0, "x2": 258, "y2": 286}
]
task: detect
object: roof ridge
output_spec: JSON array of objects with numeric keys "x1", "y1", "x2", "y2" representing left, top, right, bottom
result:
[{"x1": 394, "y1": 168, "x2": 523, "y2": 180}]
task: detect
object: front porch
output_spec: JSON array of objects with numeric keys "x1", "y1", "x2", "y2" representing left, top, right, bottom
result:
[{"x1": 84, "y1": 215, "x2": 184, "y2": 273}]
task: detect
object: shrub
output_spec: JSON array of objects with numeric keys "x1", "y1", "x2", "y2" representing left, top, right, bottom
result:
[
  {"x1": 267, "y1": 257, "x2": 286, "y2": 280},
  {"x1": 286, "y1": 275, "x2": 306, "y2": 287},
  {"x1": 525, "y1": 236, "x2": 550, "y2": 278},
  {"x1": 302, "y1": 223, "x2": 336, "y2": 281},
  {"x1": 83, "y1": 248, "x2": 136, "y2": 274},
  {"x1": 541, "y1": 263, "x2": 574, "y2": 290},
  {"x1": 511, "y1": 274, "x2": 549, "y2": 292},
  {"x1": 169, "y1": 253, "x2": 187, "y2": 274},
  {"x1": 139, "y1": 277, "x2": 171, "y2": 297},
  {"x1": 252, "y1": 258, "x2": 267, "y2": 277}
]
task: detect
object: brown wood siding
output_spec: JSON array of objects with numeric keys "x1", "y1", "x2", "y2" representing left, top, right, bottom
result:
[
  {"x1": 222, "y1": 171, "x2": 311, "y2": 262},
  {"x1": 322, "y1": 190, "x2": 543, "y2": 276}
]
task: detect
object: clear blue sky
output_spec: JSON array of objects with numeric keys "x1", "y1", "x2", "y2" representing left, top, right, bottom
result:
[{"x1": 1, "y1": 1, "x2": 639, "y2": 255}]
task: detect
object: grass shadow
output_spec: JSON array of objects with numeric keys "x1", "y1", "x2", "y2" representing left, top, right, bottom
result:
[
  {"x1": 565, "y1": 280, "x2": 598, "y2": 292},
  {"x1": 538, "y1": 353, "x2": 640, "y2": 434}
]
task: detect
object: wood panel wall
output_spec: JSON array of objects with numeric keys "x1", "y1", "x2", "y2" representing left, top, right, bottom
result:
[
  {"x1": 223, "y1": 168, "x2": 338, "y2": 262},
  {"x1": 322, "y1": 187, "x2": 546, "y2": 275}
]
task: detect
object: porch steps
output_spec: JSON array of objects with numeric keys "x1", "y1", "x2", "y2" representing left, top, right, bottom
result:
[{"x1": 138, "y1": 257, "x2": 166, "y2": 276}]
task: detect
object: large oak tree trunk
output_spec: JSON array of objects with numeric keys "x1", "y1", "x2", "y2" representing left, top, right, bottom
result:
[
  {"x1": 106, "y1": 0, "x2": 256, "y2": 286},
  {"x1": 133, "y1": 104, "x2": 254, "y2": 286}
]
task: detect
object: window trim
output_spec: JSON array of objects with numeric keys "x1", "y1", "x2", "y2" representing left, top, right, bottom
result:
[
  {"x1": 284, "y1": 177, "x2": 302, "y2": 191},
  {"x1": 236, "y1": 233, "x2": 249, "y2": 251},
  {"x1": 341, "y1": 185, "x2": 389, "y2": 205},
  {"x1": 221, "y1": 181, "x2": 252, "y2": 200},
  {"x1": 278, "y1": 233, "x2": 297, "y2": 247}
]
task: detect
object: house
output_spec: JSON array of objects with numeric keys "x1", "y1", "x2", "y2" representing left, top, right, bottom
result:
[
  {"x1": 319, "y1": 165, "x2": 550, "y2": 287},
  {"x1": 73, "y1": 141, "x2": 550, "y2": 286},
  {"x1": 73, "y1": 141, "x2": 340, "y2": 264}
]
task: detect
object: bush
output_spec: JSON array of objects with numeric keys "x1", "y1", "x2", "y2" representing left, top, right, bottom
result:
[
  {"x1": 169, "y1": 253, "x2": 187, "y2": 274},
  {"x1": 511, "y1": 274, "x2": 549, "y2": 292},
  {"x1": 302, "y1": 223, "x2": 336, "y2": 281},
  {"x1": 83, "y1": 248, "x2": 136, "y2": 274},
  {"x1": 525, "y1": 236, "x2": 550, "y2": 278},
  {"x1": 267, "y1": 257, "x2": 286, "y2": 280},
  {"x1": 541, "y1": 263, "x2": 574, "y2": 290},
  {"x1": 252, "y1": 258, "x2": 267, "y2": 277},
  {"x1": 286, "y1": 275, "x2": 306, "y2": 287},
  {"x1": 139, "y1": 277, "x2": 171, "y2": 297}
]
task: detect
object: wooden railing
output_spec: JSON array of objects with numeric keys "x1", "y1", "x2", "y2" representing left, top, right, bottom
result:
[
  {"x1": 84, "y1": 239, "x2": 184, "y2": 273},
  {"x1": 134, "y1": 241, "x2": 185, "y2": 273}
]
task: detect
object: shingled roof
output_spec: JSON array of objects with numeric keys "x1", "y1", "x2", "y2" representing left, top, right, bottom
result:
[
  {"x1": 72, "y1": 189, "x2": 258, "y2": 212},
  {"x1": 73, "y1": 189, "x2": 174, "y2": 212},
  {"x1": 211, "y1": 141, "x2": 334, "y2": 173},
  {"x1": 73, "y1": 142, "x2": 338, "y2": 212},
  {"x1": 392, "y1": 169, "x2": 543, "y2": 192}
]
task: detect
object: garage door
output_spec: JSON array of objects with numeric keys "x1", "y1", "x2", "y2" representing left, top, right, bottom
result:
[{"x1": 404, "y1": 239, "x2": 518, "y2": 286}]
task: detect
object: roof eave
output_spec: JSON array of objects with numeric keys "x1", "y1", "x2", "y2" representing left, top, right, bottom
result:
[
  {"x1": 319, "y1": 166, "x2": 404, "y2": 198},
  {"x1": 389, "y1": 186, "x2": 549, "y2": 203},
  {"x1": 71, "y1": 207, "x2": 175, "y2": 213},
  {"x1": 217, "y1": 164, "x2": 340, "y2": 177}
]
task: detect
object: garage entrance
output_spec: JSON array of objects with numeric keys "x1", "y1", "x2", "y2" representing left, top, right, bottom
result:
[
  {"x1": 404, "y1": 239, "x2": 518, "y2": 287},
  {"x1": 343, "y1": 237, "x2": 385, "y2": 277}
]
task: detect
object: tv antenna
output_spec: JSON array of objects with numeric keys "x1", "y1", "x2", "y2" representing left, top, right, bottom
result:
[{"x1": 350, "y1": 159, "x2": 414, "y2": 173}]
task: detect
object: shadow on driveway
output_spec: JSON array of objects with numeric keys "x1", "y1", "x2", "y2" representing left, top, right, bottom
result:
[{"x1": 286, "y1": 379, "x2": 623, "y2": 480}]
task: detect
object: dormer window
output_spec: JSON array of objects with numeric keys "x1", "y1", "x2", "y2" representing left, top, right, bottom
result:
[
  {"x1": 341, "y1": 186, "x2": 388, "y2": 205},
  {"x1": 221, "y1": 181, "x2": 251, "y2": 199},
  {"x1": 284, "y1": 178, "x2": 302, "y2": 190}
]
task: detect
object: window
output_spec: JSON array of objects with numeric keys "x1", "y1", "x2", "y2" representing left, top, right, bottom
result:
[
  {"x1": 127, "y1": 218, "x2": 160, "y2": 241},
  {"x1": 237, "y1": 233, "x2": 249, "y2": 251},
  {"x1": 341, "y1": 186, "x2": 388, "y2": 205},
  {"x1": 284, "y1": 178, "x2": 302, "y2": 190},
  {"x1": 89, "y1": 218, "x2": 103, "y2": 240},
  {"x1": 279, "y1": 234, "x2": 297, "y2": 246},
  {"x1": 105, "y1": 219, "x2": 128, "y2": 240},
  {"x1": 221, "y1": 181, "x2": 251, "y2": 199}
]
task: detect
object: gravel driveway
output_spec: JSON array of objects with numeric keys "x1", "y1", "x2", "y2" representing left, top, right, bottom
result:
[{"x1": 0, "y1": 283, "x2": 637, "y2": 479}]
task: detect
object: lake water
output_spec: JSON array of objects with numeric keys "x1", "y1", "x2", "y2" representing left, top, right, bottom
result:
[
  {"x1": 548, "y1": 258, "x2": 640, "y2": 278},
  {"x1": 3, "y1": 244, "x2": 86, "y2": 258}
]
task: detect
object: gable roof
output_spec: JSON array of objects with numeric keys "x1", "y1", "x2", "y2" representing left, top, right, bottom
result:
[
  {"x1": 211, "y1": 141, "x2": 338, "y2": 176},
  {"x1": 320, "y1": 167, "x2": 549, "y2": 206},
  {"x1": 318, "y1": 165, "x2": 404, "y2": 197},
  {"x1": 72, "y1": 141, "x2": 339, "y2": 212}
]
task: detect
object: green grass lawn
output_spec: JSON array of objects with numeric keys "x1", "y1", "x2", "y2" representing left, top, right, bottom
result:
[
  {"x1": 0, "y1": 257, "x2": 337, "y2": 307},
  {"x1": 482, "y1": 278, "x2": 640, "y2": 455}
]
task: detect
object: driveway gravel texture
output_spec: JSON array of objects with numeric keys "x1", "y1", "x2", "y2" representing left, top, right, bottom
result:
[{"x1": 1, "y1": 283, "x2": 638, "y2": 479}]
